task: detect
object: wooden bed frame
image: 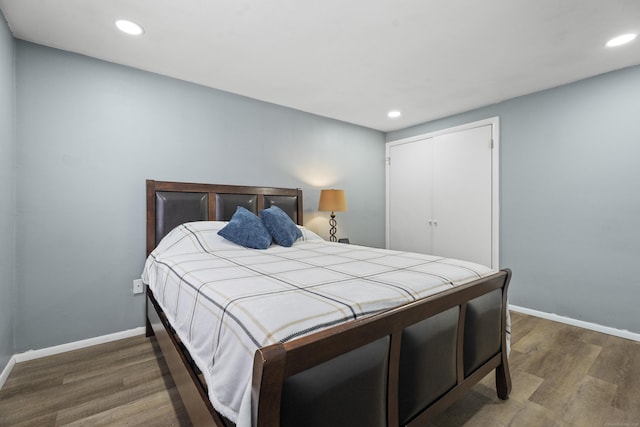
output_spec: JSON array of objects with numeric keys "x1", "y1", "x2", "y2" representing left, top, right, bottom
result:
[{"x1": 145, "y1": 179, "x2": 512, "y2": 426}]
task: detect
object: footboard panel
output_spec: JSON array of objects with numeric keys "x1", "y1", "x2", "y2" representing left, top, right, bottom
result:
[
  {"x1": 463, "y1": 288, "x2": 503, "y2": 376},
  {"x1": 398, "y1": 306, "x2": 459, "y2": 424},
  {"x1": 281, "y1": 336, "x2": 390, "y2": 427}
]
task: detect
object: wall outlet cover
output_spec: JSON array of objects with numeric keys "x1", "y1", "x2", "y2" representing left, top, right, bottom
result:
[{"x1": 132, "y1": 279, "x2": 144, "y2": 295}]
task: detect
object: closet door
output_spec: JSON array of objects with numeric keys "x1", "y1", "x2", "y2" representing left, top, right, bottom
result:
[
  {"x1": 386, "y1": 119, "x2": 497, "y2": 268},
  {"x1": 432, "y1": 125, "x2": 492, "y2": 267},
  {"x1": 387, "y1": 138, "x2": 433, "y2": 253}
]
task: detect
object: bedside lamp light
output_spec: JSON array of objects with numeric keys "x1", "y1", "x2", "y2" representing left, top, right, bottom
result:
[{"x1": 318, "y1": 189, "x2": 347, "y2": 242}]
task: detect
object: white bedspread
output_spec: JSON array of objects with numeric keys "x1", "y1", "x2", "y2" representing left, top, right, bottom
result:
[{"x1": 142, "y1": 221, "x2": 495, "y2": 423}]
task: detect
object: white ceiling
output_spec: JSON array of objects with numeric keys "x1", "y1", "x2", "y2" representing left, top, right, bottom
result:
[{"x1": 1, "y1": 0, "x2": 639, "y2": 132}]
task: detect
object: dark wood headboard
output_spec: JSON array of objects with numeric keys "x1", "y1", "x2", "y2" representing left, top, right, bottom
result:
[{"x1": 146, "y1": 180, "x2": 303, "y2": 256}]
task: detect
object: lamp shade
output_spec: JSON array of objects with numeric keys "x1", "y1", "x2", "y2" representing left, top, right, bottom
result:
[{"x1": 318, "y1": 189, "x2": 347, "y2": 212}]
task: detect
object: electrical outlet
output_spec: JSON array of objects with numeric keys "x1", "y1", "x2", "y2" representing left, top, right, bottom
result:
[{"x1": 132, "y1": 279, "x2": 144, "y2": 295}]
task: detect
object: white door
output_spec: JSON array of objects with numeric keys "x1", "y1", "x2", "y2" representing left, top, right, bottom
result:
[
  {"x1": 386, "y1": 119, "x2": 498, "y2": 268},
  {"x1": 387, "y1": 138, "x2": 433, "y2": 253},
  {"x1": 432, "y1": 125, "x2": 492, "y2": 266}
]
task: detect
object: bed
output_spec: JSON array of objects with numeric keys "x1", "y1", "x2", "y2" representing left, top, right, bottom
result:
[{"x1": 143, "y1": 179, "x2": 512, "y2": 426}]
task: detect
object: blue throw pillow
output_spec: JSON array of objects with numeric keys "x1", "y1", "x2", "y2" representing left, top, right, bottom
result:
[
  {"x1": 260, "y1": 205, "x2": 302, "y2": 247},
  {"x1": 218, "y1": 206, "x2": 273, "y2": 249}
]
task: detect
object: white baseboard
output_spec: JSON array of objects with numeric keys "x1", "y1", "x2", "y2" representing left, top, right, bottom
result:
[
  {"x1": 509, "y1": 305, "x2": 640, "y2": 342},
  {"x1": 0, "y1": 355, "x2": 16, "y2": 390},
  {"x1": 14, "y1": 326, "x2": 146, "y2": 363}
]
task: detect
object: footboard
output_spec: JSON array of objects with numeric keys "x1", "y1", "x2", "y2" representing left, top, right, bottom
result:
[{"x1": 252, "y1": 269, "x2": 512, "y2": 427}]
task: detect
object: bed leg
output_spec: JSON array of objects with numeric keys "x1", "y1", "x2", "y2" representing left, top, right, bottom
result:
[
  {"x1": 145, "y1": 289, "x2": 155, "y2": 338},
  {"x1": 146, "y1": 317, "x2": 155, "y2": 337},
  {"x1": 495, "y1": 355, "x2": 512, "y2": 400}
]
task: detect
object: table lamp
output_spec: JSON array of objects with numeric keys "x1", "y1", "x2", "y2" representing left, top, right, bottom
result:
[{"x1": 318, "y1": 189, "x2": 347, "y2": 242}]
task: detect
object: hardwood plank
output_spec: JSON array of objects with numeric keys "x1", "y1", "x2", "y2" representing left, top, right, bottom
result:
[
  {"x1": 0, "y1": 371, "x2": 125, "y2": 425},
  {"x1": 588, "y1": 335, "x2": 640, "y2": 411},
  {"x1": 559, "y1": 375, "x2": 618, "y2": 426},
  {"x1": 507, "y1": 401, "x2": 562, "y2": 427},
  {"x1": 3, "y1": 337, "x2": 147, "y2": 393},
  {"x1": 59, "y1": 388, "x2": 189, "y2": 427},
  {"x1": 5, "y1": 413, "x2": 58, "y2": 427},
  {"x1": 526, "y1": 341, "x2": 602, "y2": 411},
  {"x1": 55, "y1": 374, "x2": 174, "y2": 424},
  {"x1": 508, "y1": 311, "x2": 543, "y2": 346}
]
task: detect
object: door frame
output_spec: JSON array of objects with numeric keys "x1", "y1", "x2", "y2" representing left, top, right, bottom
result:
[{"x1": 385, "y1": 117, "x2": 500, "y2": 269}]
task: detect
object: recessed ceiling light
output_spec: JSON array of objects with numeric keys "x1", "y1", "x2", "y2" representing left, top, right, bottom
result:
[
  {"x1": 115, "y1": 19, "x2": 144, "y2": 36},
  {"x1": 606, "y1": 33, "x2": 637, "y2": 47},
  {"x1": 388, "y1": 110, "x2": 401, "y2": 118}
]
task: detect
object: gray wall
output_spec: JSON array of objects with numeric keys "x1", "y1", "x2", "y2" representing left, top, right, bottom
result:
[
  {"x1": 388, "y1": 65, "x2": 640, "y2": 334},
  {"x1": 0, "y1": 11, "x2": 15, "y2": 374},
  {"x1": 14, "y1": 41, "x2": 385, "y2": 352}
]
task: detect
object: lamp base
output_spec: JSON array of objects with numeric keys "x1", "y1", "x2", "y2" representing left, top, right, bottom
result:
[{"x1": 329, "y1": 213, "x2": 337, "y2": 242}]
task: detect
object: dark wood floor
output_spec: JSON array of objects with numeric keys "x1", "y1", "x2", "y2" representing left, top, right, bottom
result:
[
  {"x1": 1, "y1": 312, "x2": 638, "y2": 426},
  {"x1": 431, "y1": 312, "x2": 640, "y2": 427}
]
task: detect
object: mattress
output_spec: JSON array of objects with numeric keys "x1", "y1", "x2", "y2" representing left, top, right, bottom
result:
[{"x1": 142, "y1": 221, "x2": 495, "y2": 424}]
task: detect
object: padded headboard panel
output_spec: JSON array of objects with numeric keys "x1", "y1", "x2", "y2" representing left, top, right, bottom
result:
[
  {"x1": 146, "y1": 180, "x2": 303, "y2": 255},
  {"x1": 215, "y1": 194, "x2": 258, "y2": 220},
  {"x1": 155, "y1": 192, "x2": 209, "y2": 244}
]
